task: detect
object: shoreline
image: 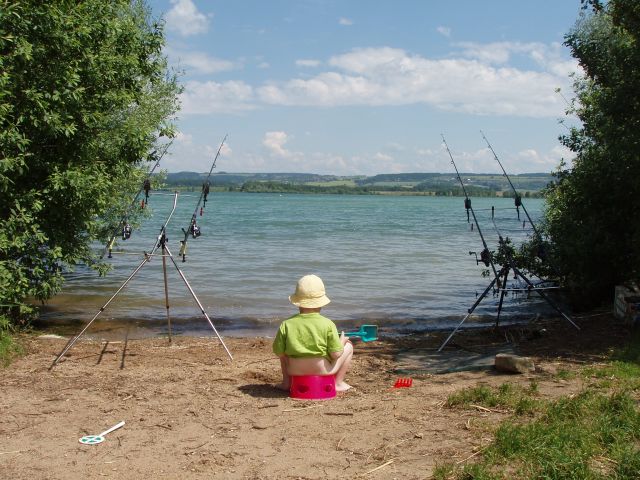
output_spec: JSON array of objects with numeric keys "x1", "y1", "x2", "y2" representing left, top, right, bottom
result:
[{"x1": 33, "y1": 310, "x2": 556, "y2": 342}]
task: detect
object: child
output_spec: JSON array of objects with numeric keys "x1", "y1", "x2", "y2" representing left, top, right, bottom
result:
[{"x1": 273, "y1": 274, "x2": 353, "y2": 392}]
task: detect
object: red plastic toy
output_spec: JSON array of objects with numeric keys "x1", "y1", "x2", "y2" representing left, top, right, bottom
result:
[{"x1": 393, "y1": 377, "x2": 413, "y2": 388}]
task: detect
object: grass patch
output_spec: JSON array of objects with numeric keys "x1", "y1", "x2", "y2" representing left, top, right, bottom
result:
[
  {"x1": 446, "y1": 381, "x2": 542, "y2": 416},
  {"x1": 442, "y1": 330, "x2": 640, "y2": 479},
  {"x1": 0, "y1": 316, "x2": 23, "y2": 367},
  {"x1": 556, "y1": 368, "x2": 577, "y2": 380},
  {"x1": 582, "y1": 329, "x2": 640, "y2": 391},
  {"x1": 613, "y1": 327, "x2": 640, "y2": 364}
]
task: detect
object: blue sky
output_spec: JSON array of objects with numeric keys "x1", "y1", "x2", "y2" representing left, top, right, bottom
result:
[{"x1": 148, "y1": 0, "x2": 585, "y2": 175}]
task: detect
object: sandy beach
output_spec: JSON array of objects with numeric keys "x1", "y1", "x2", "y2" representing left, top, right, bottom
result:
[{"x1": 0, "y1": 314, "x2": 629, "y2": 479}]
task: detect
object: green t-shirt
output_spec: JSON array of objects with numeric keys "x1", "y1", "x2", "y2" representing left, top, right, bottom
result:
[{"x1": 272, "y1": 312, "x2": 343, "y2": 359}]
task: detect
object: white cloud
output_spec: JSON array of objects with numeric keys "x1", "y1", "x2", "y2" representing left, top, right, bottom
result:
[
  {"x1": 373, "y1": 152, "x2": 393, "y2": 162},
  {"x1": 437, "y1": 26, "x2": 451, "y2": 37},
  {"x1": 179, "y1": 80, "x2": 255, "y2": 114},
  {"x1": 168, "y1": 49, "x2": 237, "y2": 74},
  {"x1": 205, "y1": 141, "x2": 232, "y2": 159},
  {"x1": 263, "y1": 131, "x2": 301, "y2": 159},
  {"x1": 159, "y1": 134, "x2": 232, "y2": 172},
  {"x1": 339, "y1": 17, "x2": 353, "y2": 26},
  {"x1": 259, "y1": 132, "x2": 364, "y2": 173},
  {"x1": 440, "y1": 143, "x2": 574, "y2": 174},
  {"x1": 173, "y1": 41, "x2": 580, "y2": 119},
  {"x1": 254, "y1": 46, "x2": 576, "y2": 117},
  {"x1": 166, "y1": 0, "x2": 210, "y2": 37},
  {"x1": 457, "y1": 41, "x2": 580, "y2": 76},
  {"x1": 296, "y1": 59, "x2": 321, "y2": 68},
  {"x1": 514, "y1": 144, "x2": 575, "y2": 171},
  {"x1": 175, "y1": 131, "x2": 193, "y2": 145}
]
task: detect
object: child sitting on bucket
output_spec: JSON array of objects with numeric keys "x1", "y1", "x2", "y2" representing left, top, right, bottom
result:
[{"x1": 273, "y1": 274, "x2": 353, "y2": 392}]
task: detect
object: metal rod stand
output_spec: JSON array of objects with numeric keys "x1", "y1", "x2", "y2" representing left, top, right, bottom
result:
[
  {"x1": 164, "y1": 245, "x2": 233, "y2": 361},
  {"x1": 437, "y1": 274, "x2": 500, "y2": 352},
  {"x1": 51, "y1": 192, "x2": 232, "y2": 367},
  {"x1": 161, "y1": 240, "x2": 172, "y2": 343},
  {"x1": 494, "y1": 266, "x2": 511, "y2": 328}
]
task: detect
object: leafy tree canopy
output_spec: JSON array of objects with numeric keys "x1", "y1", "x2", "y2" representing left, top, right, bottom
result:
[
  {"x1": 542, "y1": 0, "x2": 640, "y2": 307},
  {"x1": 0, "y1": 0, "x2": 180, "y2": 324}
]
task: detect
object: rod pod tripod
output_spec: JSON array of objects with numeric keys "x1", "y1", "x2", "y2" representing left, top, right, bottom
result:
[
  {"x1": 51, "y1": 192, "x2": 232, "y2": 368},
  {"x1": 437, "y1": 137, "x2": 579, "y2": 352}
]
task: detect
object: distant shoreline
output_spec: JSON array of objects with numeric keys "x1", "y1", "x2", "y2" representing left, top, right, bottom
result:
[
  {"x1": 160, "y1": 171, "x2": 550, "y2": 198},
  {"x1": 163, "y1": 185, "x2": 544, "y2": 198}
]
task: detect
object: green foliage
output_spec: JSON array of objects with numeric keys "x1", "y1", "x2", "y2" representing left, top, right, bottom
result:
[
  {"x1": 540, "y1": 0, "x2": 640, "y2": 307},
  {"x1": 0, "y1": 315, "x2": 23, "y2": 366},
  {"x1": 240, "y1": 180, "x2": 376, "y2": 195},
  {"x1": 0, "y1": 1, "x2": 180, "y2": 326}
]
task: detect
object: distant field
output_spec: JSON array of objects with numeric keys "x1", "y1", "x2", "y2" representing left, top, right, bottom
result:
[{"x1": 306, "y1": 180, "x2": 357, "y2": 187}]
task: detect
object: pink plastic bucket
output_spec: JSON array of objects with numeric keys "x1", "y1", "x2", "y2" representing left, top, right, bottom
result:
[{"x1": 289, "y1": 375, "x2": 336, "y2": 400}]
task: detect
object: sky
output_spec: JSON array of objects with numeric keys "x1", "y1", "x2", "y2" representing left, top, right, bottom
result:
[{"x1": 147, "y1": 0, "x2": 586, "y2": 176}]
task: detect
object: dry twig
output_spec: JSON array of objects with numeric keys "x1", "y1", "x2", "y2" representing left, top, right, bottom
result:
[
  {"x1": 456, "y1": 445, "x2": 490, "y2": 465},
  {"x1": 363, "y1": 459, "x2": 394, "y2": 475}
]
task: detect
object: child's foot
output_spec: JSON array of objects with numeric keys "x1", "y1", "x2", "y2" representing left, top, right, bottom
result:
[
  {"x1": 275, "y1": 382, "x2": 290, "y2": 391},
  {"x1": 336, "y1": 382, "x2": 352, "y2": 392}
]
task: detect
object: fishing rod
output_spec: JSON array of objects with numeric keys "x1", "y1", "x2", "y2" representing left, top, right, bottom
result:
[
  {"x1": 179, "y1": 134, "x2": 227, "y2": 262},
  {"x1": 102, "y1": 139, "x2": 174, "y2": 259},
  {"x1": 480, "y1": 131, "x2": 540, "y2": 237},
  {"x1": 441, "y1": 134, "x2": 499, "y2": 280}
]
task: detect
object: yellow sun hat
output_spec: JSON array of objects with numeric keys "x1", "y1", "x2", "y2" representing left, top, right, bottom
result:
[{"x1": 289, "y1": 274, "x2": 331, "y2": 308}]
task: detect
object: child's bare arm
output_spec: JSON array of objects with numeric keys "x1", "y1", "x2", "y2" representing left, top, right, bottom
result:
[{"x1": 330, "y1": 332, "x2": 351, "y2": 360}]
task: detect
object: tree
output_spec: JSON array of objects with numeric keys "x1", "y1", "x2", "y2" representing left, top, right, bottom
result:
[
  {"x1": 541, "y1": 0, "x2": 640, "y2": 307},
  {"x1": 0, "y1": 0, "x2": 180, "y2": 325}
]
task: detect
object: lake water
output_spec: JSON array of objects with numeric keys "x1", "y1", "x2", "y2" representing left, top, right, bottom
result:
[{"x1": 39, "y1": 192, "x2": 556, "y2": 339}]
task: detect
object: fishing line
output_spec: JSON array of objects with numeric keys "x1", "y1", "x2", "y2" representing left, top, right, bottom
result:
[{"x1": 179, "y1": 134, "x2": 227, "y2": 262}]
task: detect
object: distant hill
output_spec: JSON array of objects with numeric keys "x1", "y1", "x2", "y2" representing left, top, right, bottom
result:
[{"x1": 162, "y1": 171, "x2": 553, "y2": 197}]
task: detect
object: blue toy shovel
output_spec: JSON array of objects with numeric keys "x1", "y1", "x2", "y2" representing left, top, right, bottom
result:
[{"x1": 344, "y1": 325, "x2": 378, "y2": 342}]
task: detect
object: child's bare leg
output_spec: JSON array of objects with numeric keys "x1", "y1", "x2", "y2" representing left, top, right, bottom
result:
[
  {"x1": 334, "y1": 342, "x2": 353, "y2": 392},
  {"x1": 276, "y1": 356, "x2": 290, "y2": 391}
]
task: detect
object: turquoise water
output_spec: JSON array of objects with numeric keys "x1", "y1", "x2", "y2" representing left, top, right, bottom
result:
[{"x1": 40, "y1": 192, "x2": 553, "y2": 338}]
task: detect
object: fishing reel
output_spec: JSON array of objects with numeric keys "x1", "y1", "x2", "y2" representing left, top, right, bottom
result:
[
  {"x1": 201, "y1": 181, "x2": 210, "y2": 215},
  {"x1": 122, "y1": 223, "x2": 132, "y2": 240},
  {"x1": 179, "y1": 240, "x2": 187, "y2": 262},
  {"x1": 469, "y1": 248, "x2": 492, "y2": 267},
  {"x1": 142, "y1": 179, "x2": 151, "y2": 208},
  {"x1": 107, "y1": 237, "x2": 116, "y2": 259},
  {"x1": 514, "y1": 194, "x2": 522, "y2": 220},
  {"x1": 189, "y1": 220, "x2": 201, "y2": 238},
  {"x1": 464, "y1": 198, "x2": 471, "y2": 223}
]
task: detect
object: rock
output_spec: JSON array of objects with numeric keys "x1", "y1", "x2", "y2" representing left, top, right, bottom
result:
[{"x1": 494, "y1": 353, "x2": 535, "y2": 374}]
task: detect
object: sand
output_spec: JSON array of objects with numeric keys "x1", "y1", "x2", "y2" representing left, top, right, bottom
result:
[{"x1": 0, "y1": 314, "x2": 629, "y2": 479}]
